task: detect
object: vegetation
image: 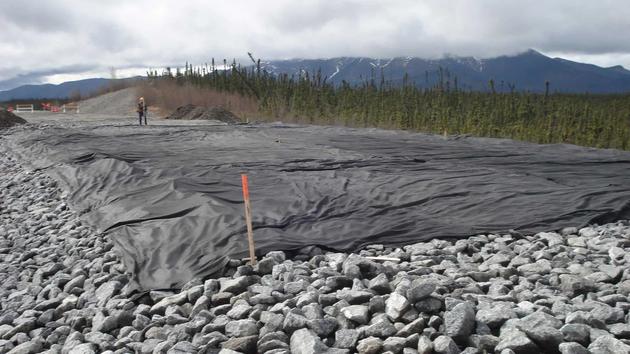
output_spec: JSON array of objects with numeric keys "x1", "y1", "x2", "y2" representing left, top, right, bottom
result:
[
  {"x1": 145, "y1": 58, "x2": 630, "y2": 150},
  {"x1": 137, "y1": 80, "x2": 258, "y2": 119}
]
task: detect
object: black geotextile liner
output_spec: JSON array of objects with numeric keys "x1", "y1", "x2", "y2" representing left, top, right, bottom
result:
[{"x1": 10, "y1": 123, "x2": 630, "y2": 290}]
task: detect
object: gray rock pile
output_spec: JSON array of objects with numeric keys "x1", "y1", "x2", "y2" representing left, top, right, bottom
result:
[
  {"x1": 78, "y1": 87, "x2": 138, "y2": 116},
  {"x1": 2, "y1": 138, "x2": 630, "y2": 353}
]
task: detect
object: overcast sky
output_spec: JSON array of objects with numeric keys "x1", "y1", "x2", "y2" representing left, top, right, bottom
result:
[{"x1": 1, "y1": 0, "x2": 630, "y2": 90}]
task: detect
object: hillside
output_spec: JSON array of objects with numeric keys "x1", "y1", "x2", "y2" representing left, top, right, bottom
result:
[
  {"x1": 0, "y1": 77, "x2": 142, "y2": 102},
  {"x1": 261, "y1": 50, "x2": 630, "y2": 93}
]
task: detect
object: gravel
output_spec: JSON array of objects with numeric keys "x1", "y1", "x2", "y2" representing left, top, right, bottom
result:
[
  {"x1": 77, "y1": 88, "x2": 138, "y2": 116},
  {"x1": 3, "y1": 122, "x2": 630, "y2": 353}
]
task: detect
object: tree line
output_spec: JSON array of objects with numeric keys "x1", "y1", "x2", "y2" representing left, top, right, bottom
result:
[{"x1": 146, "y1": 58, "x2": 630, "y2": 151}]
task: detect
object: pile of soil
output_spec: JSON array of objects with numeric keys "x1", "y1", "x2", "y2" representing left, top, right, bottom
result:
[
  {"x1": 78, "y1": 87, "x2": 138, "y2": 116},
  {"x1": 165, "y1": 104, "x2": 241, "y2": 124},
  {"x1": 0, "y1": 110, "x2": 27, "y2": 129}
]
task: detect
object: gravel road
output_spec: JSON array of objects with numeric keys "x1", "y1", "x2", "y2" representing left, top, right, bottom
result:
[{"x1": 1, "y1": 113, "x2": 630, "y2": 354}]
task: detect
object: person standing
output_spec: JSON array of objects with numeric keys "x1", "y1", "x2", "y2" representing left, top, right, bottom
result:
[{"x1": 137, "y1": 97, "x2": 148, "y2": 125}]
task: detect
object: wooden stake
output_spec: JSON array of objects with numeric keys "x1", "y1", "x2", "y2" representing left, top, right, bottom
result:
[
  {"x1": 241, "y1": 174, "x2": 256, "y2": 265},
  {"x1": 364, "y1": 256, "x2": 401, "y2": 262}
]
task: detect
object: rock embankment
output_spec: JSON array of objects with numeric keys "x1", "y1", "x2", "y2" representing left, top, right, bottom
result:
[{"x1": 1, "y1": 133, "x2": 630, "y2": 354}]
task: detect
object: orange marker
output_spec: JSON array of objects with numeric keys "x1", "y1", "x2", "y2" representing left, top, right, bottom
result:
[{"x1": 241, "y1": 174, "x2": 256, "y2": 265}]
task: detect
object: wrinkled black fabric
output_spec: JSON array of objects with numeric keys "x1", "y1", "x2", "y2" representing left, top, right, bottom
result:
[{"x1": 10, "y1": 123, "x2": 630, "y2": 290}]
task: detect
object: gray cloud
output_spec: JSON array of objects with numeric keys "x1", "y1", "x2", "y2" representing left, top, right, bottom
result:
[
  {"x1": 0, "y1": 1, "x2": 77, "y2": 32},
  {"x1": 1, "y1": 0, "x2": 630, "y2": 90}
]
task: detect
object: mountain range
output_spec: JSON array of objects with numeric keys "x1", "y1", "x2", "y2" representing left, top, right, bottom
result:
[
  {"x1": 0, "y1": 77, "x2": 140, "y2": 102},
  {"x1": 2, "y1": 50, "x2": 630, "y2": 101},
  {"x1": 261, "y1": 50, "x2": 630, "y2": 93}
]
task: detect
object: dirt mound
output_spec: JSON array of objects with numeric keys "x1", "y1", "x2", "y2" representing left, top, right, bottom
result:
[
  {"x1": 0, "y1": 110, "x2": 27, "y2": 129},
  {"x1": 79, "y1": 87, "x2": 138, "y2": 116},
  {"x1": 165, "y1": 104, "x2": 241, "y2": 123}
]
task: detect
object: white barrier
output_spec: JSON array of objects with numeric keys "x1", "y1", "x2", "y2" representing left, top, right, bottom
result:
[
  {"x1": 15, "y1": 104, "x2": 34, "y2": 112},
  {"x1": 61, "y1": 103, "x2": 80, "y2": 113}
]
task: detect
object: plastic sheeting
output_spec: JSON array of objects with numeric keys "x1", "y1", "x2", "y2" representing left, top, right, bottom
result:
[{"x1": 10, "y1": 123, "x2": 630, "y2": 290}]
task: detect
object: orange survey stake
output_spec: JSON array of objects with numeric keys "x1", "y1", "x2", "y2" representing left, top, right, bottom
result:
[
  {"x1": 241, "y1": 174, "x2": 256, "y2": 264},
  {"x1": 241, "y1": 174, "x2": 250, "y2": 199}
]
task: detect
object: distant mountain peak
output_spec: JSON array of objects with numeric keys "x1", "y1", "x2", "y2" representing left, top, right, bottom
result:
[
  {"x1": 259, "y1": 52, "x2": 630, "y2": 93},
  {"x1": 523, "y1": 48, "x2": 546, "y2": 56},
  {"x1": 606, "y1": 65, "x2": 630, "y2": 74}
]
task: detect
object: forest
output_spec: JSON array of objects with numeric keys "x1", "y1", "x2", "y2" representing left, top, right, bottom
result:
[{"x1": 144, "y1": 58, "x2": 630, "y2": 151}]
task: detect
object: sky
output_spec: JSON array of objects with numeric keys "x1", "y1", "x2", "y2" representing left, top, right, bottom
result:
[{"x1": 1, "y1": 0, "x2": 630, "y2": 90}]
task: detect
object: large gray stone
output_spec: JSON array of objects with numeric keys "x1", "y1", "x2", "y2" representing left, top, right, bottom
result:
[
  {"x1": 588, "y1": 335, "x2": 630, "y2": 354},
  {"x1": 140, "y1": 339, "x2": 162, "y2": 353},
  {"x1": 386, "y1": 293, "x2": 410, "y2": 321},
  {"x1": 306, "y1": 317, "x2": 338, "y2": 337},
  {"x1": 517, "y1": 260, "x2": 551, "y2": 275},
  {"x1": 326, "y1": 276, "x2": 354, "y2": 291},
  {"x1": 6, "y1": 339, "x2": 44, "y2": 354},
  {"x1": 467, "y1": 334, "x2": 499, "y2": 352},
  {"x1": 290, "y1": 328, "x2": 329, "y2": 354},
  {"x1": 84, "y1": 331, "x2": 115, "y2": 351},
  {"x1": 589, "y1": 302, "x2": 625, "y2": 324},
  {"x1": 166, "y1": 341, "x2": 197, "y2": 353},
  {"x1": 444, "y1": 302, "x2": 475, "y2": 342},
  {"x1": 476, "y1": 302, "x2": 515, "y2": 328},
  {"x1": 368, "y1": 274, "x2": 391, "y2": 294},
  {"x1": 226, "y1": 300, "x2": 252, "y2": 320},
  {"x1": 537, "y1": 232, "x2": 564, "y2": 247},
  {"x1": 609, "y1": 323, "x2": 630, "y2": 339},
  {"x1": 397, "y1": 317, "x2": 425, "y2": 337},
  {"x1": 335, "y1": 329, "x2": 360, "y2": 349},
  {"x1": 254, "y1": 257, "x2": 278, "y2": 275},
  {"x1": 433, "y1": 335, "x2": 460, "y2": 354},
  {"x1": 0, "y1": 325, "x2": 13, "y2": 339},
  {"x1": 516, "y1": 312, "x2": 564, "y2": 349},
  {"x1": 560, "y1": 324, "x2": 590, "y2": 345},
  {"x1": 33, "y1": 297, "x2": 61, "y2": 311},
  {"x1": 383, "y1": 336, "x2": 407, "y2": 353},
  {"x1": 283, "y1": 312, "x2": 308, "y2": 332},
  {"x1": 496, "y1": 328, "x2": 539, "y2": 354},
  {"x1": 414, "y1": 297, "x2": 443, "y2": 314},
  {"x1": 149, "y1": 292, "x2": 188, "y2": 315},
  {"x1": 67, "y1": 343, "x2": 98, "y2": 354},
  {"x1": 369, "y1": 296, "x2": 385, "y2": 314},
  {"x1": 559, "y1": 275, "x2": 596, "y2": 297},
  {"x1": 364, "y1": 317, "x2": 397, "y2": 338},
  {"x1": 356, "y1": 336, "x2": 383, "y2": 354},
  {"x1": 417, "y1": 335, "x2": 433, "y2": 354},
  {"x1": 407, "y1": 281, "x2": 436, "y2": 303},
  {"x1": 219, "y1": 276, "x2": 250, "y2": 294},
  {"x1": 340, "y1": 305, "x2": 369, "y2": 325},
  {"x1": 222, "y1": 335, "x2": 258, "y2": 353},
  {"x1": 336, "y1": 290, "x2": 373, "y2": 304},
  {"x1": 559, "y1": 342, "x2": 589, "y2": 354},
  {"x1": 63, "y1": 275, "x2": 87, "y2": 292},
  {"x1": 95, "y1": 281, "x2": 122, "y2": 306},
  {"x1": 225, "y1": 319, "x2": 258, "y2": 337}
]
